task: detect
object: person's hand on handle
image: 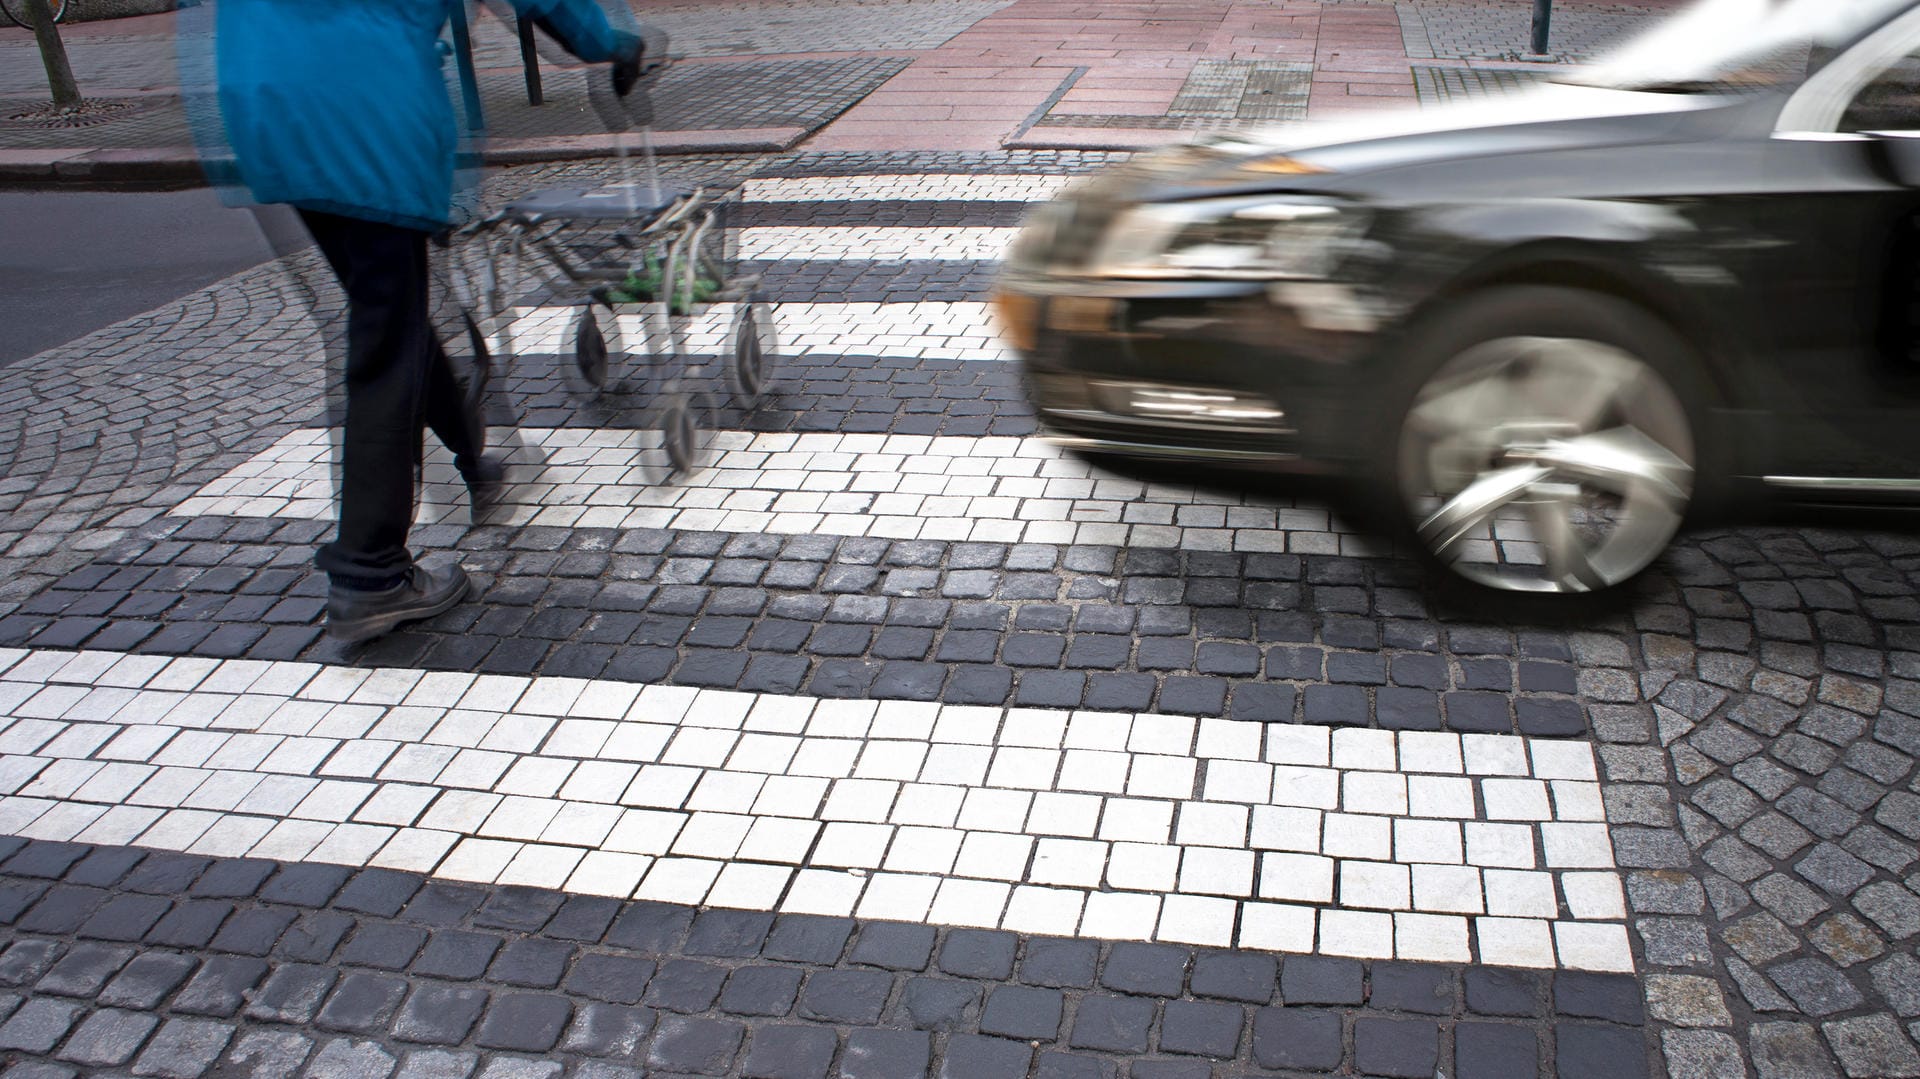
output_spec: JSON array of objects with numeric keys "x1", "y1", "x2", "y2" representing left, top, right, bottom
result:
[{"x1": 612, "y1": 31, "x2": 643, "y2": 97}]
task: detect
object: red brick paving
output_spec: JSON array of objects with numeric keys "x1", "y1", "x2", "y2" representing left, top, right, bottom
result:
[
  {"x1": 4, "y1": 1, "x2": 1696, "y2": 161},
  {"x1": 806, "y1": 0, "x2": 1428, "y2": 151}
]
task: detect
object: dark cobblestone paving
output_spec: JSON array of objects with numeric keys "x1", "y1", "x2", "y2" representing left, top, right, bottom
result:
[
  {"x1": 745, "y1": 150, "x2": 1133, "y2": 179},
  {"x1": 733, "y1": 203, "x2": 1035, "y2": 229},
  {"x1": 0, "y1": 516, "x2": 1594, "y2": 735},
  {"x1": 15, "y1": 147, "x2": 1920, "y2": 1078},
  {"x1": 1589, "y1": 530, "x2": 1920, "y2": 1077},
  {"x1": 0, "y1": 837, "x2": 1653, "y2": 1078},
  {"x1": 467, "y1": 354, "x2": 1036, "y2": 437},
  {"x1": 744, "y1": 259, "x2": 998, "y2": 305}
]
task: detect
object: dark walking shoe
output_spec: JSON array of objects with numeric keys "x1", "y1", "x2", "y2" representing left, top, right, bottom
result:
[
  {"x1": 327, "y1": 563, "x2": 471, "y2": 643},
  {"x1": 458, "y1": 453, "x2": 506, "y2": 512}
]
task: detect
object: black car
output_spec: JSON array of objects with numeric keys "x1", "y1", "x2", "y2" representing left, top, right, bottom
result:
[{"x1": 995, "y1": 0, "x2": 1920, "y2": 596}]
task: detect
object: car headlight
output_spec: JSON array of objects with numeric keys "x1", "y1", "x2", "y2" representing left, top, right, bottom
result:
[
  {"x1": 1006, "y1": 200, "x2": 1067, "y2": 271},
  {"x1": 1090, "y1": 196, "x2": 1369, "y2": 281}
]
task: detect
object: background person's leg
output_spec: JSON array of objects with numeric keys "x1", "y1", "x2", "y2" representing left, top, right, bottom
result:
[{"x1": 424, "y1": 332, "x2": 488, "y2": 476}]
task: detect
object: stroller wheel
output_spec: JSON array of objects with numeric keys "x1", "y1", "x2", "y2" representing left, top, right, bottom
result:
[
  {"x1": 726, "y1": 299, "x2": 779, "y2": 409},
  {"x1": 664, "y1": 398, "x2": 698, "y2": 475},
  {"x1": 574, "y1": 305, "x2": 609, "y2": 388},
  {"x1": 642, "y1": 387, "x2": 714, "y2": 485}
]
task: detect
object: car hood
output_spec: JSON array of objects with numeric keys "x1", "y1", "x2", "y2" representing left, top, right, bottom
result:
[{"x1": 1086, "y1": 82, "x2": 1778, "y2": 202}]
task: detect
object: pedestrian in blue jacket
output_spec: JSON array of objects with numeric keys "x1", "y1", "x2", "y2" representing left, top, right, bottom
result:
[{"x1": 202, "y1": 0, "x2": 642, "y2": 642}]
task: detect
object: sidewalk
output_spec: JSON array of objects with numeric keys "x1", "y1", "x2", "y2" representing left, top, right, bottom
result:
[{"x1": 0, "y1": 0, "x2": 1690, "y2": 184}]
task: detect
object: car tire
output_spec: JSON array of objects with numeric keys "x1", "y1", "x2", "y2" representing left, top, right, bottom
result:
[{"x1": 1373, "y1": 286, "x2": 1710, "y2": 599}]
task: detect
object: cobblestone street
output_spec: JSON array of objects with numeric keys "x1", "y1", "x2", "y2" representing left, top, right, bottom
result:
[{"x1": 5, "y1": 1, "x2": 1916, "y2": 1078}]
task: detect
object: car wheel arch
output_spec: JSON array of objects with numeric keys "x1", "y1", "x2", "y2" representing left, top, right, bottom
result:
[{"x1": 1405, "y1": 244, "x2": 1740, "y2": 411}]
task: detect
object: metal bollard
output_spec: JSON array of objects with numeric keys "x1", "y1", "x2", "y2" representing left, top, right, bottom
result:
[{"x1": 1530, "y1": 0, "x2": 1553, "y2": 55}]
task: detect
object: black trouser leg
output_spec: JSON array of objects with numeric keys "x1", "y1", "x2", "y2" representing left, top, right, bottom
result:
[
  {"x1": 425, "y1": 332, "x2": 486, "y2": 474},
  {"x1": 300, "y1": 209, "x2": 453, "y2": 590}
]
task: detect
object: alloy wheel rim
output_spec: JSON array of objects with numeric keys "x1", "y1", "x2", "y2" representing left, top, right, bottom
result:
[{"x1": 1397, "y1": 336, "x2": 1695, "y2": 593}]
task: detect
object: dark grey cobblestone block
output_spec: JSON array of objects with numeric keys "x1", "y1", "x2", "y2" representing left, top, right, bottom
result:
[
  {"x1": 1558, "y1": 1023, "x2": 1649, "y2": 1079},
  {"x1": 1354, "y1": 1016, "x2": 1440, "y2": 1079},
  {"x1": 939, "y1": 1032, "x2": 1030, "y2": 1078},
  {"x1": 743, "y1": 1023, "x2": 837, "y2": 1079},
  {"x1": 146, "y1": 900, "x2": 232, "y2": 950},
  {"x1": 223, "y1": 1029, "x2": 313, "y2": 1076},
  {"x1": 132, "y1": 1016, "x2": 235, "y2": 1078},
  {"x1": 394, "y1": 984, "x2": 489, "y2": 1045},
  {"x1": 1188, "y1": 952, "x2": 1274, "y2": 1004},
  {"x1": 98, "y1": 952, "x2": 197, "y2": 1010},
  {"x1": 172, "y1": 955, "x2": 268, "y2": 1018},
  {"x1": 58, "y1": 1008, "x2": 156, "y2": 1065},
  {"x1": 1283, "y1": 955, "x2": 1363, "y2": 1005},
  {"x1": 415, "y1": 930, "x2": 504, "y2": 980},
  {"x1": 315, "y1": 972, "x2": 409, "y2": 1034},
  {"x1": 36, "y1": 941, "x2": 132, "y2": 997},
  {"x1": 897, "y1": 977, "x2": 978, "y2": 1032},
  {"x1": 799, "y1": 968, "x2": 891, "y2": 1024},
  {"x1": 762, "y1": 916, "x2": 852, "y2": 965},
  {"x1": 1770, "y1": 957, "x2": 1868, "y2": 1021},
  {"x1": 980, "y1": 984, "x2": 1062, "y2": 1041},
  {"x1": 243, "y1": 963, "x2": 336, "y2": 1024},
  {"x1": 1069, "y1": 994, "x2": 1153, "y2": 1054},
  {"x1": 851, "y1": 922, "x2": 935, "y2": 972},
  {"x1": 841, "y1": 1027, "x2": 930, "y2": 1079},
  {"x1": 646, "y1": 1014, "x2": 744, "y2": 1075},
  {"x1": 720, "y1": 966, "x2": 803, "y2": 1017},
  {"x1": 338, "y1": 923, "x2": 428, "y2": 971},
  {"x1": 0, "y1": 997, "x2": 81, "y2": 1053},
  {"x1": 1251, "y1": 1007, "x2": 1341, "y2": 1071},
  {"x1": 644, "y1": 958, "x2": 725, "y2": 1013},
  {"x1": 1099, "y1": 942, "x2": 1186, "y2": 998},
  {"x1": 1156, "y1": 999, "x2": 1242, "y2": 1058},
  {"x1": 1824, "y1": 1013, "x2": 1920, "y2": 1077},
  {"x1": 1369, "y1": 962, "x2": 1452, "y2": 1015},
  {"x1": 577, "y1": 907, "x2": 670, "y2": 960},
  {"x1": 555, "y1": 1002, "x2": 649, "y2": 1060},
  {"x1": 0, "y1": 940, "x2": 62, "y2": 988},
  {"x1": 475, "y1": 994, "x2": 572, "y2": 1052},
  {"x1": 305, "y1": 1036, "x2": 398, "y2": 1079}
]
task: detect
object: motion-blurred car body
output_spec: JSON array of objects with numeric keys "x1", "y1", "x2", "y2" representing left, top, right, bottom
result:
[{"x1": 995, "y1": 0, "x2": 1920, "y2": 595}]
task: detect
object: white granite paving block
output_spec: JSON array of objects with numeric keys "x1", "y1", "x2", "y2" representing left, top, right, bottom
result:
[
  {"x1": 739, "y1": 226, "x2": 1016, "y2": 261},
  {"x1": 739, "y1": 174, "x2": 1069, "y2": 204},
  {"x1": 496, "y1": 301, "x2": 1013, "y2": 363},
  {"x1": 0, "y1": 652, "x2": 1632, "y2": 970}
]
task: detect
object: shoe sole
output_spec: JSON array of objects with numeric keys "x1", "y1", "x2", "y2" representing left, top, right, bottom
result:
[{"x1": 328, "y1": 573, "x2": 472, "y2": 644}]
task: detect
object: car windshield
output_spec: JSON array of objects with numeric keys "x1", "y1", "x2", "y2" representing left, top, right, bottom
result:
[{"x1": 1564, "y1": 0, "x2": 1914, "y2": 93}]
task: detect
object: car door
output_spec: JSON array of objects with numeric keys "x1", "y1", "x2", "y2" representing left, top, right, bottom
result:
[{"x1": 1760, "y1": 8, "x2": 1920, "y2": 488}]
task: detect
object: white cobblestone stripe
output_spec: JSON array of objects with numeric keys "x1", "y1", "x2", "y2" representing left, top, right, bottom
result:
[
  {"x1": 739, "y1": 174, "x2": 1069, "y2": 203},
  {"x1": 169, "y1": 428, "x2": 1387, "y2": 555},
  {"x1": 738, "y1": 226, "x2": 1017, "y2": 261},
  {"x1": 0, "y1": 647, "x2": 1632, "y2": 970},
  {"x1": 507, "y1": 302, "x2": 1013, "y2": 362}
]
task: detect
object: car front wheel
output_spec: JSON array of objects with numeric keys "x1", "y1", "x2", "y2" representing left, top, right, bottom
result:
[{"x1": 1382, "y1": 286, "x2": 1703, "y2": 596}]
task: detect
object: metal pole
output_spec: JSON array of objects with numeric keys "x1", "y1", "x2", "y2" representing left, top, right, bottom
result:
[
  {"x1": 517, "y1": 16, "x2": 543, "y2": 106},
  {"x1": 1530, "y1": 0, "x2": 1553, "y2": 56},
  {"x1": 449, "y1": 1, "x2": 485, "y2": 132},
  {"x1": 23, "y1": 0, "x2": 79, "y2": 108}
]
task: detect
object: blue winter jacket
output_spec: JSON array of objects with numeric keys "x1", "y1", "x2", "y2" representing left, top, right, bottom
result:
[{"x1": 205, "y1": 0, "x2": 633, "y2": 231}]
